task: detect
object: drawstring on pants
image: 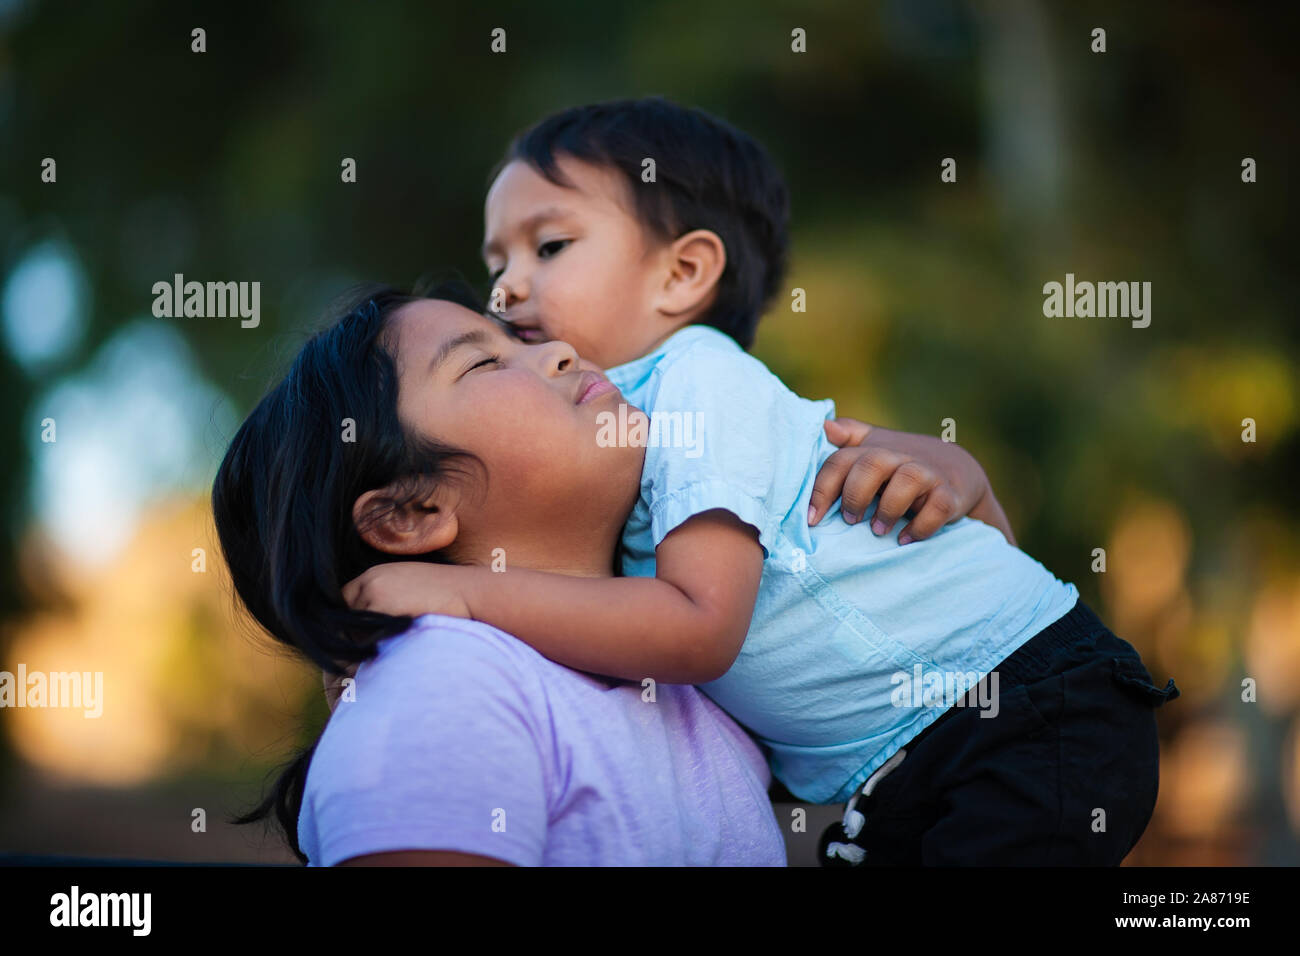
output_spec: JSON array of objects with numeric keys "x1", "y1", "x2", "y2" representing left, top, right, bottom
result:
[{"x1": 824, "y1": 748, "x2": 908, "y2": 865}]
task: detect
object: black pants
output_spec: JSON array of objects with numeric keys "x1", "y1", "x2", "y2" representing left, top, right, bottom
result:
[{"x1": 818, "y1": 600, "x2": 1178, "y2": 866}]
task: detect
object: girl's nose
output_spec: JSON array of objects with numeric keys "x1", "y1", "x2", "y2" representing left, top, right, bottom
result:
[{"x1": 538, "y1": 338, "x2": 579, "y2": 374}]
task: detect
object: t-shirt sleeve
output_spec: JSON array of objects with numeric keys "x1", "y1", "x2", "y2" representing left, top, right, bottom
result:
[
  {"x1": 641, "y1": 342, "x2": 825, "y2": 557},
  {"x1": 303, "y1": 625, "x2": 554, "y2": 867}
]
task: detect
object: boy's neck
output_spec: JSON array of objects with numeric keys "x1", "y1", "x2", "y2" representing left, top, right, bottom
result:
[{"x1": 618, "y1": 315, "x2": 700, "y2": 367}]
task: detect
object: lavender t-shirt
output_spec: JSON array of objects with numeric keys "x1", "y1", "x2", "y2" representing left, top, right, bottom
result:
[{"x1": 299, "y1": 615, "x2": 786, "y2": 866}]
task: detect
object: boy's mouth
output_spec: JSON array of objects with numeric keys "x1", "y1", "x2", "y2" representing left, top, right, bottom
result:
[{"x1": 508, "y1": 320, "x2": 546, "y2": 343}]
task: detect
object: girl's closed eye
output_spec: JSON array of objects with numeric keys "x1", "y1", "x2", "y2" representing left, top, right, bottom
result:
[{"x1": 460, "y1": 354, "x2": 502, "y2": 379}]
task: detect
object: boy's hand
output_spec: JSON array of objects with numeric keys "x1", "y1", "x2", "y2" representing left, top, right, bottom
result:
[
  {"x1": 808, "y1": 417, "x2": 1015, "y2": 546},
  {"x1": 343, "y1": 561, "x2": 472, "y2": 620}
]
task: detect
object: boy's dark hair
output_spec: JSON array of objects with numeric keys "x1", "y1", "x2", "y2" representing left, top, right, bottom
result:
[{"x1": 497, "y1": 97, "x2": 790, "y2": 350}]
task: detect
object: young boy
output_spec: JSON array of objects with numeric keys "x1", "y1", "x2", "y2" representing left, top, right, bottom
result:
[{"x1": 347, "y1": 98, "x2": 1177, "y2": 865}]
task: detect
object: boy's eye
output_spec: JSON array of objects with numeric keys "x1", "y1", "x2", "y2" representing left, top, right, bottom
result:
[{"x1": 537, "y1": 239, "x2": 570, "y2": 259}]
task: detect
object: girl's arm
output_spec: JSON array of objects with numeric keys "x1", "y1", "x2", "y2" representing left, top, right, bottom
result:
[{"x1": 344, "y1": 509, "x2": 764, "y2": 684}]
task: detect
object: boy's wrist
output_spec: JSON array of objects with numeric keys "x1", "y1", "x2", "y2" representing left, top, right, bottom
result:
[
  {"x1": 455, "y1": 564, "x2": 490, "y2": 621},
  {"x1": 970, "y1": 483, "x2": 1016, "y2": 546}
]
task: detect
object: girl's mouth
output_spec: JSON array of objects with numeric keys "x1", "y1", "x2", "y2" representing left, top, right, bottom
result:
[{"x1": 576, "y1": 375, "x2": 617, "y2": 405}]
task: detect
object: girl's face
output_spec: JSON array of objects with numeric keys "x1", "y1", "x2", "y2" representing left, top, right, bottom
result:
[{"x1": 385, "y1": 299, "x2": 646, "y2": 558}]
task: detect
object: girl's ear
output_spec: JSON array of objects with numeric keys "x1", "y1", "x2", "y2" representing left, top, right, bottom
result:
[
  {"x1": 352, "y1": 482, "x2": 460, "y2": 556},
  {"x1": 656, "y1": 228, "x2": 727, "y2": 318}
]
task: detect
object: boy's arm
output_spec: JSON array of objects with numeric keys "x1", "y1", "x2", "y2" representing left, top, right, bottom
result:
[
  {"x1": 809, "y1": 417, "x2": 1016, "y2": 546},
  {"x1": 344, "y1": 510, "x2": 764, "y2": 684},
  {"x1": 967, "y1": 484, "x2": 1015, "y2": 546}
]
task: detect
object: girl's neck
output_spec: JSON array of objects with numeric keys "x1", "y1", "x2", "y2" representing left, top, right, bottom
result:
[{"x1": 455, "y1": 530, "x2": 619, "y2": 579}]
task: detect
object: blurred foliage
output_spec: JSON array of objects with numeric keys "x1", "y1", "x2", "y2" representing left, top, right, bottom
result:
[{"x1": 0, "y1": 0, "x2": 1297, "y2": 862}]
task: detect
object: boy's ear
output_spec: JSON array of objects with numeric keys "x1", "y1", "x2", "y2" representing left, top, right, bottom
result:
[
  {"x1": 655, "y1": 229, "x2": 726, "y2": 319},
  {"x1": 352, "y1": 482, "x2": 460, "y2": 556}
]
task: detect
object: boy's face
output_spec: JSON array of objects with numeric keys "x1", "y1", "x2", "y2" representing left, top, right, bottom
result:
[{"x1": 482, "y1": 156, "x2": 675, "y2": 370}]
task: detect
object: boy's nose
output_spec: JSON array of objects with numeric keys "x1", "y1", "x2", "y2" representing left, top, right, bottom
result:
[{"x1": 495, "y1": 269, "x2": 529, "y2": 308}]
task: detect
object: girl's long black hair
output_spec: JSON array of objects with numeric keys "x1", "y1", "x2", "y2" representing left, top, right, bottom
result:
[{"x1": 212, "y1": 278, "x2": 484, "y2": 862}]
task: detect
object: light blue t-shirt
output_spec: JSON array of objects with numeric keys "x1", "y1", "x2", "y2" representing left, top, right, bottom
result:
[
  {"x1": 299, "y1": 615, "x2": 786, "y2": 866},
  {"x1": 605, "y1": 325, "x2": 1079, "y2": 804}
]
